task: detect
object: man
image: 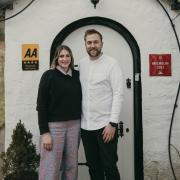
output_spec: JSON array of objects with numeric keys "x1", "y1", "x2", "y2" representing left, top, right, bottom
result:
[{"x1": 79, "y1": 29, "x2": 123, "y2": 180}]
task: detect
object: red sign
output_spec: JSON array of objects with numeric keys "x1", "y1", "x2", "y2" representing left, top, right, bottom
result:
[{"x1": 149, "y1": 54, "x2": 171, "y2": 76}]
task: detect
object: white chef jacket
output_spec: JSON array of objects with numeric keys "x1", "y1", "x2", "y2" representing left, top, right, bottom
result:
[{"x1": 79, "y1": 54, "x2": 124, "y2": 130}]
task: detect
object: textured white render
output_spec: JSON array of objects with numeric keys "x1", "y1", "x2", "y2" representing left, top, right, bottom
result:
[{"x1": 4, "y1": 0, "x2": 180, "y2": 179}]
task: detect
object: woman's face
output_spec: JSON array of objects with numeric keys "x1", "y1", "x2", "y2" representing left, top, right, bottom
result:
[{"x1": 57, "y1": 49, "x2": 71, "y2": 71}]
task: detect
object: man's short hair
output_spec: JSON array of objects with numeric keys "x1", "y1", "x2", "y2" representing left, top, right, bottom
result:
[{"x1": 84, "y1": 29, "x2": 103, "y2": 41}]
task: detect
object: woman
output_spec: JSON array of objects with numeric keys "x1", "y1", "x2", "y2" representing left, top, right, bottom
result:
[{"x1": 37, "y1": 45, "x2": 82, "y2": 180}]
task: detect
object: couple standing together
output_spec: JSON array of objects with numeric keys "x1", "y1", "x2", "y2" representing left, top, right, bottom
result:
[{"x1": 37, "y1": 29, "x2": 124, "y2": 180}]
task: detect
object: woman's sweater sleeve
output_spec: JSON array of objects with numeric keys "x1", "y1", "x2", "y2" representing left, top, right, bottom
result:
[{"x1": 36, "y1": 70, "x2": 52, "y2": 135}]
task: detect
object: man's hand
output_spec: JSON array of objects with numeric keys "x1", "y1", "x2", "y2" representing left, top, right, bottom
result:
[
  {"x1": 41, "y1": 132, "x2": 53, "y2": 151},
  {"x1": 102, "y1": 124, "x2": 116, "y2": 143}
]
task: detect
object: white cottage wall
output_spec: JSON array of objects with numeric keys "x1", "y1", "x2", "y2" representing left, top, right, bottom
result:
[{"x1": 4, "y1": 0, "x2": 180, "y2": 179}]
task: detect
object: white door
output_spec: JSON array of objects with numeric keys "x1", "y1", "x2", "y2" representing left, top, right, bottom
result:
[{"x1": 63, "y1": 25, "x2": 134, "y2": 180}]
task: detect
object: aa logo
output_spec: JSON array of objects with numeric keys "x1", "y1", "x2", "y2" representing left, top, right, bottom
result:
[
  {"x1": 24, "y1": 48, "x2": 37, "y2": 58},
  {"x1": 22, "y1": 44, "x2": 39, "y2": 61}
]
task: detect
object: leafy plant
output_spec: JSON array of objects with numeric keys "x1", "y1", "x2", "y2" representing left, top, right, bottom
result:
[{"x1": 0, "y1": 120, "x2": 39, "y2": 180}]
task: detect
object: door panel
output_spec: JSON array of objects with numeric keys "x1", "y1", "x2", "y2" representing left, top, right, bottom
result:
[{"x1": 63, "y1": 25, "x2": 134, "y2": 180}]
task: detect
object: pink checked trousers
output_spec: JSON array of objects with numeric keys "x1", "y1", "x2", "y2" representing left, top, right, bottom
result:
[{"x1": 38, "y1": 120, "x2": 80, "y2": 180}]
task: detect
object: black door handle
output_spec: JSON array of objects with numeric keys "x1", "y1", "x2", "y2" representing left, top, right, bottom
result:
[
  {"x1": 126, "y1": 78, "x2": 131, "y2": 88},
  {"x1": 118, "y1": 121, "x2": 124, "y2": 137}
]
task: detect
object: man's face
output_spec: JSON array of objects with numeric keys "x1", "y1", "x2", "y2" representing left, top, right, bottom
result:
[{"x1": 85, "y1": 33, "x2": 103, "y2": 58}]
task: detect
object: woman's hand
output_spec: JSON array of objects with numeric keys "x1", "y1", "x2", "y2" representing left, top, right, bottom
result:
[{"x1": 41, "y1": 133, "x2": 53, "y2": 151}]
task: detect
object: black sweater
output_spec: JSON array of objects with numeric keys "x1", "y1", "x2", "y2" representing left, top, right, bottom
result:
[{"x1": 36, "y1": 68, "x2": 82, "y2": 135}]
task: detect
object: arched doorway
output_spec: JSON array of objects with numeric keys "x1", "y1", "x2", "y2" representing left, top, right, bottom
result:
[{"x1": 50, "y1": 16, "x2": 143, "y2": 180}]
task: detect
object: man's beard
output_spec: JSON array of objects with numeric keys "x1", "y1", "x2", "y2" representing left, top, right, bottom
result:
[{"x1": 87, "y1": 48, "x2": 101, "y2": 58}]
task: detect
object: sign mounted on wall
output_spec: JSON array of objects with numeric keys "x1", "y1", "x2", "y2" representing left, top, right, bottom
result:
[
  {"x1": 149, "y1": 54, "x2": 171, "y2": 76},
  {"x1": 22, "y1": 44, "x2": 39, "y2": 70}
]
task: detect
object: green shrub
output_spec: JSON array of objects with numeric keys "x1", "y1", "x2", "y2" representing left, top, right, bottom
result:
[{"x1": 0, "y1": 120, "x2": 39, "y2": 180}]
